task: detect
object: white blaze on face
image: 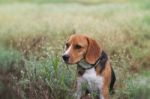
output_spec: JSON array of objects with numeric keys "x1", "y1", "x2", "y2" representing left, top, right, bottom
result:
[{"x1": 64, "y1": 44, "x2": 72, "y2": 55}]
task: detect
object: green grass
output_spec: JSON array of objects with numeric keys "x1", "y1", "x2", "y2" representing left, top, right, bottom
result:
[
  {"x1": 123, "y1": 71, "x2": 150, "y2": 99},
  {"x1": 0, "y1": 0, "x2": 150, "y2": 99}
]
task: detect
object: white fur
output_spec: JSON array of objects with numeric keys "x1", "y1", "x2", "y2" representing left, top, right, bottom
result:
[
  {"x1": 76, "y1": 67, "x2": 104, "y2": 99},
  {"x1": 64, "y1": 44, "x2": 72, "y2": 55},
  {"x1": 83, "y1": 68, "x2": 103, "y2": 91}
]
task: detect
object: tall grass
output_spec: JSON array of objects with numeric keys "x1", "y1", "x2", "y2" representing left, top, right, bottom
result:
[{"x1": 0, "y1": 0, "x2": 150, "y2": 99}]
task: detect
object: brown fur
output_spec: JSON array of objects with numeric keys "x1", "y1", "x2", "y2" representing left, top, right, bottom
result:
[
  {"x1": 101, "y1": 62, "x2": 112, "y2": 99},
  {"x1": 64, "y1": 35, "x2": 88, "y2": 64},
  {"x1": 85, "y1": 37, "x2": 101, "y2": 64}
]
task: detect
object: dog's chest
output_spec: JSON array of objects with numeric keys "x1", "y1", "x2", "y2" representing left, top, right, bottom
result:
[{"x1": 81, "y1": 68, "x2": 103, "y2": 91}]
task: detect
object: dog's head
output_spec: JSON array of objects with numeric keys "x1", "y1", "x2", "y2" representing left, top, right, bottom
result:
[{"x1": 62, "y1": 34, "x2": 101, "y2": 64}]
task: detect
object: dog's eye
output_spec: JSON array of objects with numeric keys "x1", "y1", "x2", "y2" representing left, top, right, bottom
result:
[{"x1": 75, "y1": 44, "x2": 82, "y2": 49}]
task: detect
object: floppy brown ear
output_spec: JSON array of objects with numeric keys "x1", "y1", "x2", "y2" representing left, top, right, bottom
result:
[{"x1": 85, "y1": 37, "x2": 101, "y2": 64}]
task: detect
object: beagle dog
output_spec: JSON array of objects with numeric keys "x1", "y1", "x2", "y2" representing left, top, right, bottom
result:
[{"x1": 62, "y1": 34, "x2": 116, "y2": 99}]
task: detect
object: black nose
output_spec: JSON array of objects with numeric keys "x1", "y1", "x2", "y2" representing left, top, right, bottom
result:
[{"x1": 62, "y1": 54, "x2": 70, "y2": 62}]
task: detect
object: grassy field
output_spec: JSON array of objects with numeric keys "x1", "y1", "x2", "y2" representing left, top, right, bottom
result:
[{"x1": 0, "y1": 0, "x2": 150, "y2": 99}]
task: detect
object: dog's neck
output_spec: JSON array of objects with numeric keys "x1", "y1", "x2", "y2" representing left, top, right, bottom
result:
[
  {"x1": 78, "y1": 60, "x2": 94, "y2": 69},
  {"x1": 77, "y1": 51, "x2": 107, "y2": 70},
  {"x1": 78, "y1": 58, "x2": 101, "y2": 69}
]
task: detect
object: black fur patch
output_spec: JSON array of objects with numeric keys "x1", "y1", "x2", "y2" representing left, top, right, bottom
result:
[
  {"x1": 110, "y1": 67, "x2": 116, "y2": 93},
  {"x1": 99, "y1": 51, "x2": 108, "y2": 73}
]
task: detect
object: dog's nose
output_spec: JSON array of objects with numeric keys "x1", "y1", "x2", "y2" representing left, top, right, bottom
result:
[{"x1": 62, "y1": 54, "x2": 70, "y2": 62}]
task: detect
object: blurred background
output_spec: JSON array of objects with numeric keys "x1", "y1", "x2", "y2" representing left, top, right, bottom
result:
[{"x1": 0, "y1": 0, "x2": 150, "y2": 99}]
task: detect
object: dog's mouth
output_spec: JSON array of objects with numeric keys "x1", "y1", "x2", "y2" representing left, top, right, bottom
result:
[
  {"x1": 63, "y1": 58, "x2": 83, "y2": 65},
  {"x1": 63, "y1": 61, "x2": 79, "y2": 65}
]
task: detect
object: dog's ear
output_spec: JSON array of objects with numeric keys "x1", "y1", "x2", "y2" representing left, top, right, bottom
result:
[{"x1": 85, "y1": 37, "x2": 101, "y2": 64}]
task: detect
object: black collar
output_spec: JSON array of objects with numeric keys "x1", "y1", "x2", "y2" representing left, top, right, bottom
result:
[{"x1": 78, "y1": 51, "x2": 107, "y2": 70}]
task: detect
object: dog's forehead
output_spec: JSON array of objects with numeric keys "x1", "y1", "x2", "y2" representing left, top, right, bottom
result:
[{"x1": 67, "y1": 35, "x2": 87, "y2": 44}]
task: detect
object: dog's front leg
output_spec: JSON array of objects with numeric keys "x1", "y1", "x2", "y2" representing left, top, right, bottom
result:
[
  {"x1": 100, "y1": 87, "x2": 109, "y2": 99},
  {"x1": 74, "y1": 77, "x2": 85, "y2": 99}
]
